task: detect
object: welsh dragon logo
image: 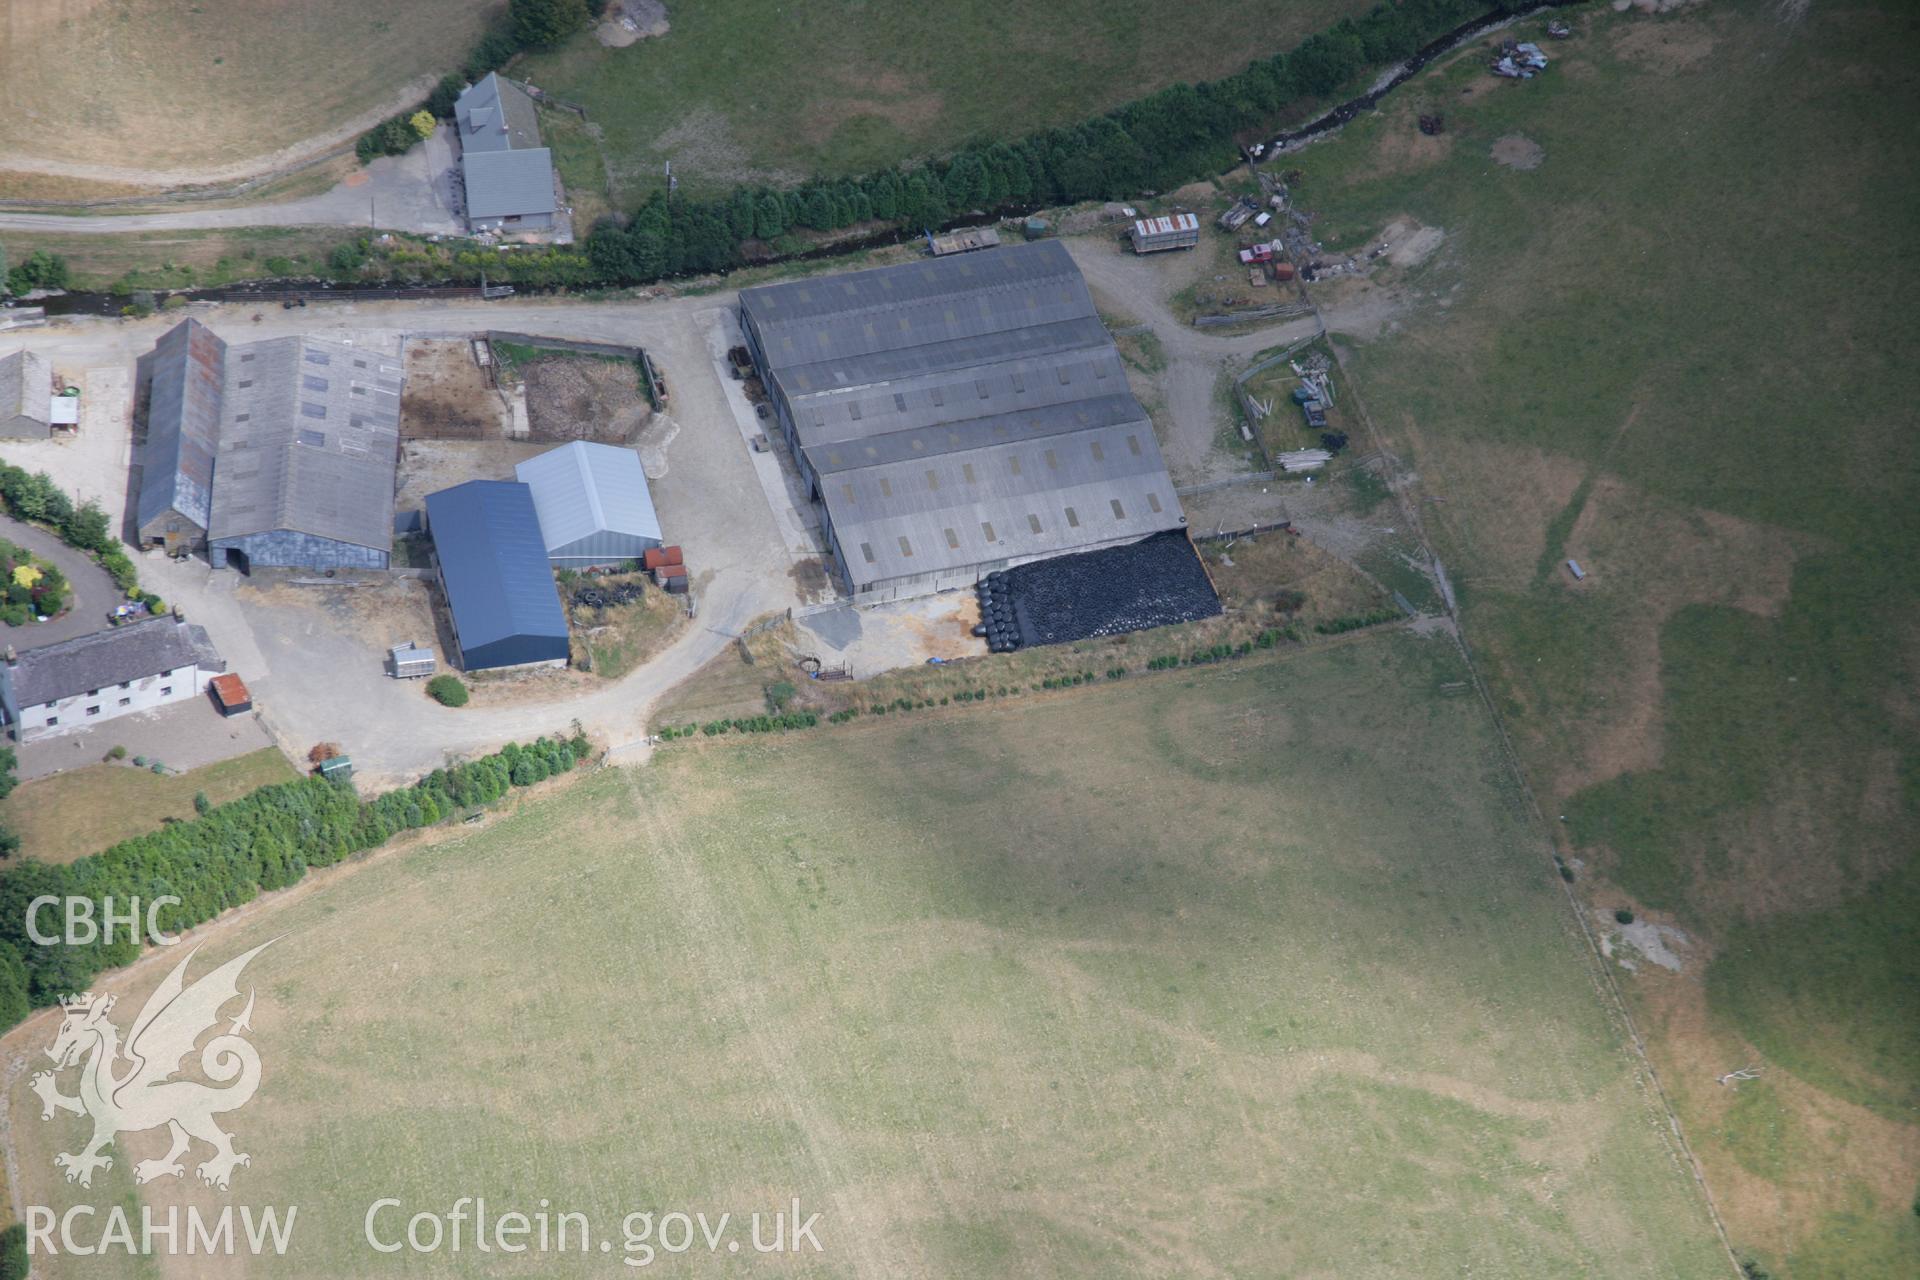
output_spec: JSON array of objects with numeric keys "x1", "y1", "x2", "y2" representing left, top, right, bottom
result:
[{"x1": 32, "y1": 942, "x2": 272, "y2": 1191}]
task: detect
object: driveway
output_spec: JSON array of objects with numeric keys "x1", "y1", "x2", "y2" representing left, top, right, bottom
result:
[
  {"x1": 1063, "y1": 237, "x2": 1320, "y2": 487},
  {"x1": 0, "y1": 135, "x2": 462, "y2": 237},
  {"x1": 0, "y1": 513, "x2": 120, "y2": 648}
]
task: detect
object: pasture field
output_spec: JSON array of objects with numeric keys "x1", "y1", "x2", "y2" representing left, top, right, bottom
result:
[
  {"x1": 517, "y1": 0, "x2": 1378, "y2": 205},
  {"x1": 1280, "y1": 0, "x2": 1920, "y2": 1272},
  {"x1": 6, "y1": 635, "x2": 1725, "y2": 1277},
  {"x1": 0, "y1": 747, "x2": 297, "y2": 865},
  {"x1": 0, "y1": 0, "x2": 492, "y2": 179}
]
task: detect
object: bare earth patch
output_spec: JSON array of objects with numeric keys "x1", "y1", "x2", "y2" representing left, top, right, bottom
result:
[
  {"x1": 1492, "y1": 134, "x2": 1546, "y2": 171},
  {"x1": 1611, "y1": 12, "x2": 1720, "y2": 70},
  {"x1": 596, "y1": 0, "x2": 670, "y2": 47}
]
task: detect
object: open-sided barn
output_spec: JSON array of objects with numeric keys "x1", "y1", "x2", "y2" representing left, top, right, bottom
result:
[{"x1": 738, "y1": 241, "x2": 1187, "y2": 603}]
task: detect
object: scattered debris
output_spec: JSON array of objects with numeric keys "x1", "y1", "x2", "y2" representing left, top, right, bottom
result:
[{"x1": 1418, "y1": 113, "x2": 1446, "y2": 136}]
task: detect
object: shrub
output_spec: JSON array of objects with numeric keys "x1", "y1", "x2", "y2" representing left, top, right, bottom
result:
[
  {"x1": 0, "y1": 1221, "x2": 26, "y2": 1280},
  {"x1": 1614, "y1": 909, "x2": 1636, "y2": 925},
  {"x1": 149, "y1": 763, "x2": 165, "y2": 775},
  {"x1": 1559, "y1": 864, "x2": 1575, "y2": 883},
  {"x1": 765, "y1": 680, "x2": 797, "y2": 712},
  {"x1": 132, "y1": 756, "x2": 147, "y2": 768},
  {"x1": 1315, "y1": 608, "x2": 1402, "y2": 635},
  {"x1": 107, "y1": 745, "x2": 127, "y2": 761},
  {"x1": 193, "y1": 791, "x2": 212, "y2": 816},
  {"x1": 427, "y1": 675, "x2": 470, "y2": 707}
]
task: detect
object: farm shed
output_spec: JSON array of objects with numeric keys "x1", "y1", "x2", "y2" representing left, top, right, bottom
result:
[
  {"x1": 136, "y1": 319, "x2": 225, "y2": 549},
  {"x1": 208, "y1": 337, "x2": 406, "y2": 572},
  {"x1": 737, "y1": 241, "x2": 1187, "y2": 604},
  {"x1": 0, "y1": 614, "x2": 225, "y2": 743},
  {"x1": 208, "y1": 672, "x2": 252, "y2": 716},
  {"x1": 514, "y1": 441, "x2": 662, "y2": 567},
  {"x1": 455, "y1": 73, "x2": 558, "y2": 233},
  {"x1": 135, "y1": 324, "x2": 407, "y2": 569},
  {"x1": 1130, "y1": 213, "x2": 1200, "y2": 253},
  {"x1": 0, "y1": 350, "x2": 52, "y2": 439},
  {"x1": 424, "y1": 480, "x2": 569, "y2": 672}
]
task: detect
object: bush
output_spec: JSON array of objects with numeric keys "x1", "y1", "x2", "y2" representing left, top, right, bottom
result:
[
  {"x1": 510, "y1": 0, "x2": 591, "y2": 48},
  {"x1": 765, "y1": 680, "x2": 797, "y2": 712},
  {"x1": 1315, "y1": 608, "x2": 1402, "y2": 635},
  {"x1": 149, "y1": 762, "x2": 165, "y2": 775},
  {"x1": 0, "y1": 1221, "x2": 27, "y2": 1280},
  {"x1": 1614, "y1": 909, "x2": 1636, "y2": 925},
  {"x1": 107, "y1": 745, "x2": 127, "y2": 761},
  {"x1": 427, "y1": 675, "x2": 470, "y2": 707},
  {"x1": 193, "y1": 791, "x2": 212, "y2": 816}
]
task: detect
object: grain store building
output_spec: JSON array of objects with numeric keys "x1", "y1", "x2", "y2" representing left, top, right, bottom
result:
[{"x1": 737, "y1": 241, "x2": 1187, "y2": 603}]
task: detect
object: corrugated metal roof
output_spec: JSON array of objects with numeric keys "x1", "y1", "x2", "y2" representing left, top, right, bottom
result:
[
  {"x1": 209, "y1": 336, "x2": 403, "y2": 552},
  {"x1": 514, "y1": 441, "x2": 662, "y2": 552},
  {"x1": 462, "y1": 148, "x2": 557, "y2": 219},
  {"x1": 137, "y1": 319, "x2": 226, "y2": 530},
  {"x1": 739, "y1": 241, "x2": 1188, "y2": 588},
  {"x1": 424, "y1": 481, "x2": 569, "y2": 652},
  {"x1": 9, "y1": 616, "x2": 223, "y2": 707},
  {"x1": 1131, "y1": 213, "x2": 1199, "y2": 239}
]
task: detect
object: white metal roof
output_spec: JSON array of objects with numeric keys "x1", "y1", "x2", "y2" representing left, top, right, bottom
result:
[{"x1": 514, "y1": 441, "x2": 662, "y2": 551}]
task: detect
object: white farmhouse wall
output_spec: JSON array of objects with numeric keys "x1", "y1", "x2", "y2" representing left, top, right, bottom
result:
[{"x1": 14, "y1": 664, "x2": 209, "y2": 742}]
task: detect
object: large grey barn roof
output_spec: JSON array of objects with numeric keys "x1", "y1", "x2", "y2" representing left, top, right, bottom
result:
[
  {"x1": 209, "y1": 336, "x2": 404, "y2": 551},
  {"x1": 462, "y1": 149, "x2": 558, "y2": 219},
  {"x1": 0, "y1": 350, "x2": 50, "y2": 425},
  {"x1": 9, "y1": 615, "x2": 223, "y2": 707},
  {"x1": 138, "y1": 319, "x2": 226, "y2": 530},
  {"x1": 739, "y1": 242, "x2": 1187, "y2": 586}
]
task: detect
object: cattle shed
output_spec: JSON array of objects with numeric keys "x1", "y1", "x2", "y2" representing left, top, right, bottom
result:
[
  {"x1": 514, "y1": 441, "x2": 662, "y2": 567},
  {"x1": 737, "y1": 240, "x2": 1187, "y2": 603},
  {"x1": 424, "y1": 480, "x2": 569, "y2": 672},
  {"x1": 136, "y1": 319, "x2": 225, "y2": 548},
  {"x1": 208, "y1": 336, "x2": 405, "y2": 571}
]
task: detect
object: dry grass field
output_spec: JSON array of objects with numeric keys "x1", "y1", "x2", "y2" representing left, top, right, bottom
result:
[
  {"x1": 5, "y1": 635, "x2": 1727, "y2": 1277},
  {"x1": 0, "y1": 0, "x2": 493, "y2": 180}
]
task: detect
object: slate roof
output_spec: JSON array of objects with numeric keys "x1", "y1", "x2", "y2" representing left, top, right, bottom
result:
[
  {"x1": 209, "y1": 336, "x2": 404, "y2": 551},
  {"x1": 424, "y1": 481, "x2": 569, "y2": 652},
  {"x1": 0, "y1": 350, "x2": 50, "y2": 425},
  {"x1": 455, "y1": 73, "x2": 541, "y2": 153},
  {"x1": 514, "y1": 441, "x2": 661, "y2": 552},
  {"x1": 138, "y1": 319, "x2": 225, "y2": 530},
  {"x1": 455, "y1": 73, "x2": 556, "y2": 220},
  {"x1": 738, "y1": 241, "x2": 1186, "y2": 587},
  {"x1": 9, "y1": 616, "x2": 223, "y2": 708},
  {"x1": 462, "y1": 148, "x2": 558, "y2": 219}
]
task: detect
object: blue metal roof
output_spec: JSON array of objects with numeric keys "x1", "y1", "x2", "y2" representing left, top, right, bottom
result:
[{"x1": 424, "y1": 481, "x2": 568, "y2": 662}]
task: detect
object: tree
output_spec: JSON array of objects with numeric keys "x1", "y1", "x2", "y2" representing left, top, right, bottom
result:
[
  {"x1": 426, "y1": 73, "x2": 466, "y2": 119},
  {"x1": 510, "y1": 0, "x2": 590, "y2": 48},
  {"x1": 61, "y1": 501, "x2": 111, "y2": 553},
  {"x1": 329, "y1": 242, "x2": 368, "y2": 275},
  {"x1": 409, "y1": 110, "x2": 437, "y2": 140}
]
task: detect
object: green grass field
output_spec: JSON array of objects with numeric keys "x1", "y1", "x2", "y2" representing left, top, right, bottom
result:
[
  {"x1": 8, "y1": 637, "x2": 1724, "y2": 1277},
  {"x1": 0, "y1": 0, "x2": 492, "y2": 176},
  {"x1": 1280, "y1": 1, "x2": 1919, "y2": 1271},
  {"x1": 518, "y1": 0, "x2": 1377, "y2": 206},
  {"x1": 0, "y1": 748, "x2": 298, "y2": 865}
]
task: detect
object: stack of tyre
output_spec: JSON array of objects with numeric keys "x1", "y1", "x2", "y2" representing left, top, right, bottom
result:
[{"x1": 974, "y1": 572, "x2": 1022, "y2": 653}]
